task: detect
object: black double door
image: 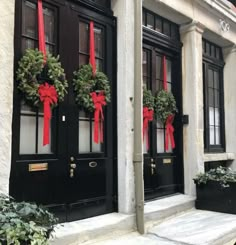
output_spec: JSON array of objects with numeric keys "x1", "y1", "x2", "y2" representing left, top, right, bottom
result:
[
  {"x1": 143, "y1": 42, "x2": 183, "y2": 200},
  {"x1": 10, "y1": 0, "x2": 116, "y2": 222}
]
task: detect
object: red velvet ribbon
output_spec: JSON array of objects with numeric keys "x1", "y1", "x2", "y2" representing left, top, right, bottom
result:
[
  {"x1": 89, "y1": 21, "x2": 96, "y2": 76},
  {"x1": 143, "y1": 107, "x2": 154, "y2": 151},
  {"x1": 90, "y1": 91, "x2": 106, "y2": 144},
  {"x1": 38, "y1": 0, "x2": 46, "y2": 61},
  {"x1": 165, "y1": 114, "x2": 175, "y2": 151},
  {"x1": 38, "y1": 83, "x2": 58, "y2": 145}
]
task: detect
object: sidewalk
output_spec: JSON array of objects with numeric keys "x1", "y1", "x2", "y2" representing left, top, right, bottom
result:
[{"x1": 93, "y1": 210, "x2": 236, "y2": 245}]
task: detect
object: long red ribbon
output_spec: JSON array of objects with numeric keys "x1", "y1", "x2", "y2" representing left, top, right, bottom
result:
[
  {"x1": 143, "y1": 107, "x2": 154, "y2": 151},
  {"x1": 38, "y1": 83, "x2": 58, "y2": 145},
  {"x1": 38, "y1": 0, "x2": 46, "y2": 60},
  {"x1": 89, "y1": 21, "x2": 96, "y2": 76},
  {"x1": 90, "y1": 91, "x2": 106, "y2": 144},
  {"x1": 165, "y1": 114, "x2": 175, "y2": 151}
]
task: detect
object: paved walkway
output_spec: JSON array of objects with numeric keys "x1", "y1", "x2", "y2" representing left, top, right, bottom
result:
[{"x1": 94, "y1": 210, "x2": 236, "y2": 245}]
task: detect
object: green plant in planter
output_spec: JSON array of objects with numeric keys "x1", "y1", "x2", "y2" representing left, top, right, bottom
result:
[
  {"x1": 194, "y1": 166, "x2": 236, "y2": 188},
  {"x1": 0, "y1": 194, "x2": 58, "y2": 245}
]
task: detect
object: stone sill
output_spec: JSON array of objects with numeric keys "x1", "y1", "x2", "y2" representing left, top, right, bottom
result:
[{"x1": 204, "y1": 152, "x2": 235, "y2": 162}]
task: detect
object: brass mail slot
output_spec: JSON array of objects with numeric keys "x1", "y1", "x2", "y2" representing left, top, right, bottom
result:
[
  {"x1": 29, "y1": 163, "x2": 48, "y2": 172},
  {"x1": 163, "y1": 158, "x2": 172, "y2": 164}
]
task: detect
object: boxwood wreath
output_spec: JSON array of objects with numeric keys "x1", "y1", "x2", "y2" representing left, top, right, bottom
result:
[
  {"x1": 72, "y1": 64, "x2": 111, "y2": 112},
  {"x1": 155, "y1": 90, "x2": 177, "y2": 123},
  {"x1": 143, "y1": 88, "x2": 155, "y2": 110},
  {"x1": 16, "y1": 49, "x2": 68, "y2": 107}
]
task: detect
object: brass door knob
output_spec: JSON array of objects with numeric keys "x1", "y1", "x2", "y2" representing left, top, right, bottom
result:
[
  {"x1": 70, "y1": 163, "x2": 76, "y2": 169},
  {"x1": 70, "y1": 156, "x2": 75, "y2": 162}
]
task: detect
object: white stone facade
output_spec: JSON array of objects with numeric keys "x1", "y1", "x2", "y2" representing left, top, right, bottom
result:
[{"x1": 1, "y1": 0, "x2": 236, "y2": 218}]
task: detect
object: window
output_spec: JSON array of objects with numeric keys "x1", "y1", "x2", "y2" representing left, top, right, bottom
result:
[
  {"x1": 203, "y1": 39, "x2": 225, "y2": 152},
  {"x1": 142, "y1": 8, "x2": 179, "y2": 40},
  {"x1": 19, "y1": 0, "x2": 57, "y2": 155}
]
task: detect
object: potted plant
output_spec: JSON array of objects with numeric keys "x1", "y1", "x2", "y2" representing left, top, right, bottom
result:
[
  {"x1": 0, "y1": 194, "x2": 58, "y2": 245},
  {"x1": 194, "y1": 166, "x2": 236, "y2": 214}
]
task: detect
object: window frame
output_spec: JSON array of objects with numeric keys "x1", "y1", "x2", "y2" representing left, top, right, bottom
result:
[{"x1": 203, "y1": 39, "x2": 225, "y2": 153}]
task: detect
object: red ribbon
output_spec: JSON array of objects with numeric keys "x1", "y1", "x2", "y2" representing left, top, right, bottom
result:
[
  {"x1": 143, "y1": 107, "x2": 154, "y2": 151},
  {"x1": 38, "y1": 0, "x2": 46, "y2": 61},
  {"x1": 165, "y1": 114, "x2": 175, "y2": 151},
  {"x1": 90, "y1": 91, "x2": 106, "y2": 144},
  {"x1": 38, "y1": 83, "x2": 58, "y2": 145},
  {"x1": 163, "y1": 55, "x2": 167, "y2": 91},
  {"x1": 89, "y1": 21, "x2": 96, "y2": 76}
]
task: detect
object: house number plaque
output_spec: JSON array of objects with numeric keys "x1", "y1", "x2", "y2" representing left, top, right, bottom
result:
[
  {"x1": 163, "y1": 159, "x2": 172, "y2": 164},
  {"x1": 28, "y1": 163, "x2": 48, "y2": 172}
]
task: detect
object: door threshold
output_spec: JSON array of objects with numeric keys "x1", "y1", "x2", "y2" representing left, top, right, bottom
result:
[{"x1": 50, "y1": 212, "x2": 135, "y2": 245}]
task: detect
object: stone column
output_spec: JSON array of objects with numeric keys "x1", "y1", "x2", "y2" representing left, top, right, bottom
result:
[
  {"x1": 180, "y1": 21, "x2": 205, "y2": 196},
  {"x1": 111, "y1": 0, "x2": 135, "y2": 214},
  {"x1": 0, "y1": 0, "x2": 15, "y2": 194},
  {"x1": 223, "y1": 46, "x2": 236, "y2": 169}
]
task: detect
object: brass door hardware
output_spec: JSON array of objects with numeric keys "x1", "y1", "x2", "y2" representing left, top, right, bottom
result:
[
  {"x1": 89, "y1": 161, "x2": 98, "y2": 168},
  {"x1": 70, "y1": 169, "x2": 74, "y2": 178},
  {"x1": 70, "y1": 163, "x2": 76, "y2": 169}
]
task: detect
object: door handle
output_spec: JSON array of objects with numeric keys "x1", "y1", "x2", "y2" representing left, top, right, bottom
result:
[
  {"x1": 70, "y1": 163, "x2": 76, "y2": 169},
  {"x1": 70, "y1": 169, "x2": 74, "y2": 178}
]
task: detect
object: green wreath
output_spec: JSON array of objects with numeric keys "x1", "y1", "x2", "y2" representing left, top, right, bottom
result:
[
  {"x1": 155, "y1": 90, "x2": 177, "y2": 123},
  {"x1": 72, "y1": 64, "x2": 111, "y2": 112},
  {"x1": 143, "y1": 88, "x2": 155, "y2": 110},
  {"x1": 16, "y1": 49, "x2": 68, "y2": 107}
]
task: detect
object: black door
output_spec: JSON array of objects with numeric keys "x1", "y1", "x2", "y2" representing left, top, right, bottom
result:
[
  {"x1": 143, "y1": 37, "x2": 183, "y2": 200},
  {"x1": 10, "y1": 0, "x2": 117, "y2": 222}
]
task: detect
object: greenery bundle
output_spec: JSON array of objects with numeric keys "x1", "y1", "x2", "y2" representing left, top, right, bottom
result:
[
  {"x1": 143, "y1": 88, "x2": 155, "y2": 110},
  {"x1": 0, "y1": 194, "x2": 58, "y2": 245},
  {"x1": 16, "y1": 49, "x2": 68, "y2": 107},
  {"x1": 155, "y1": 90, "x2": 177, "y2": 123},
  {"x1": 72, "y1": 64, "x2": 111, "y2": 112},
  {"x1": 194, "y1": 166, "x2": 236, "y2": 188}
]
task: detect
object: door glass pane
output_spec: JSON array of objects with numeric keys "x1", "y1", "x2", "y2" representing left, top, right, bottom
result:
[
  {"x1": 215, "y1": 90, "x2": 219, "y2": 107},
  {"x1": 208, "y1": 69, "x2": 213, "y2": 88},
  {"x1": 157, "y1": 128, "x2": 164, "y2": 153},
  {"x1": 20, "y1": 116, "x2": 36, "y2": 154},
  {"x1": 210, "y1": 126, "x2": 215, "y2": 145},
  {"x1": 22, "y1": 38, "x2": 36, "y2": 51},
  {"x1": 22, "y1": 1, "x2": 37, "y2": 38},
  {"x1": 79, "y1": 111, "x2": 90, "y2": 153},
  {"x1": 208, "y1": 88, "x2": 214, "y2": 107},
  {"x1": 214, "y1": 71, "x2": 219, "y2": 89},
  {"x1": 92, "y1": 121, "x2": 102, "y2": 152},
  {"x1": 79, "y1": 22, "x2": 89, "y2": 53},
  {"x1": 79, "y1": 54, "x2": 89, "y2": 66},
  {"x1": 166, "y1": 59, "x2": 172, "y2": 82},
  {"x1": 143, "y1": 136, "x2": 148, "y2": 154},
  {"x1": 215, "y1": 126, "x2": 221, "y2": 145},
  {"x1": 215, "y1": 108, "x2": 220, "y2": 126},
  {"x1": 44, "y1": 7, "x2": 55, "y2": 44},
  {"x1": 38, "y1": 116, "x2": 52, "y2": 154},
  {"x1": 94, "y1": 27, "x2": 103, "y2": 58}
]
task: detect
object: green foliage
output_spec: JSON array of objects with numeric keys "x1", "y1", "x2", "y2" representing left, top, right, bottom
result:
[
  {"x1": 194, "y1": 166, "x2": 236, "y2": 188},
  {"x1": 16, "y1": 49, "x2": 68, "y2": 107},
  {"x1": 0, "y1": 194, "x2": 58, "y2": 245},
  {"x1": 73, "y1": 64, "x2": 111, "y2": 112},
  {"x1": 155, "y1": 90, "x2": 177, "y2": 123},
  {"x1": 143, "y1": 88, "x2": 155, "y2": 110}
]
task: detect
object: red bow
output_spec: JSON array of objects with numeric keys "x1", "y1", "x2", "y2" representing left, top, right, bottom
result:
[
  {"x1": 143, "y1": 107, "x2": 154, "y2": 151},
  {"x1": 165, "y1": 114, "x2": 175, "y2": 151},
  {"x1": 38, "y1": 83, "x2": 58, "y2": 145},
  {"x1": 90, "y1": 91, "x2": 106, "y2": 144}
]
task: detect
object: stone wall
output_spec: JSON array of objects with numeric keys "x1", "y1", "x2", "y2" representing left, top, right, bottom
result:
[{"x1": 0, "y1": 0, "x2": 15, "y2": 194}]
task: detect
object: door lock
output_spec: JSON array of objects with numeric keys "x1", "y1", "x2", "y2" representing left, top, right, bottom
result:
[
  {"x1": 70, "y1": 163, "x2": 76, "y2": 169},
  {"x1": 70, "y1": 169, "x2": 74, "y2": 178}
]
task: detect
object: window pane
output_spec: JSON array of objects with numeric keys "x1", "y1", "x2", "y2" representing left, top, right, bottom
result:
[
  {"x1": 157, "y1": 128, "x2": 164, "y2": 153},
  {"x1": 22, "y1": 1, "x2": 37, "y2": 38},
  {"x1": 96, "y1": 59, "x2": 103, "y2": 71},
  {"x1": 143, "y1": 51, "x2": 147, "y2": 77},
  {"x1": 94, "y1": 27, "x2": 103, "y2": 58},
  {"x1": 210, "y1": 126, "x2": 215, "y2": 145},
  {"x1": 215, "y1": 108, "x2": 220, "y2": 126},
  {"x1": 211, "y1": 45, "x2": 215, "y2": 58},
  {"x1": 156, "y1": 55, "x2": 162, "y2": 79},
  {"x1": 38, "y1": 116, "x2": 52, "y2": 154},
  {"x1": 79, "y1": 54, "x2": 89, "y2": 67},
  {"x1": 215, "y1": 90, "x2": 219, "y2": 107},
  {"x1": 166, "y1": 59, "x2": 172, "y2": 82},
  {"x1": 208, "y1": 69, "x2": 213, "y2": 88},
  {"x1": 155, "y1": 17, "x2": 162, "y2": 32},
  {"x1": 92, "y1": 122, "x2": 102, "y2": 152},
  {"x1": 215, "y1": 126, "x2": 221, "y2": 145},
  {"x1": 142, "y1": 11, "x2": 146, "y2": 25},
  {"x1": 20, "y1": 116, "x2": 36, "y2": 154},
  {"x1": 147, "y1": 13, "x2": 154, "y2": 29},
  {"x1": 21, "y1": 102, "x2": 36, "y2": 115},
  {"x1": 171, "y1": 24, "x2": 178, "y2": 39},
  {"x1": 22, "y1": 38, "x2": 36, "y2": 51},
  {"x1": 44, "y1": 7, "x2": 55, "y2": 44},
  {"x1": 143, "y1": 135, "x2": 148, "y2": 153},
  {"x1": 79, "y1": 119, "x2": 90, "y2": 153},
  {"x1": 163, "y1": 21, "x2": 170, "y2": 36},
  {"x1": 208, "y1": 88, "x2": 214, "y2": 107},
  {"x1": 209, "y1": 107, "x2": 214, "y2": 126},
  {"x1": 79, "y1": 22, "x2": 89, "y2": 53},
  {"x1": 214, "y1": 71, "x2": 219, "y2": 89}
]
